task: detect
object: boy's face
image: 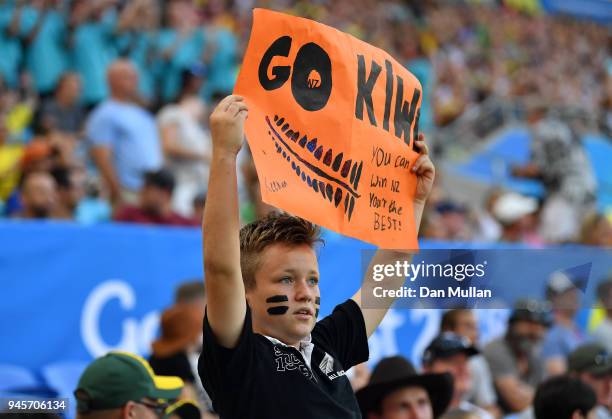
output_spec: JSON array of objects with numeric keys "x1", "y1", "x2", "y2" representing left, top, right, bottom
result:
[{"x1": 247, "y1": 243, "x2": 320, "y2": 346}]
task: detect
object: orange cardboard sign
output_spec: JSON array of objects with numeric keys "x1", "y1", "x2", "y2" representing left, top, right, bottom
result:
[{"x1": 235, "y1": 9, "x2": 423, "y2": 249}]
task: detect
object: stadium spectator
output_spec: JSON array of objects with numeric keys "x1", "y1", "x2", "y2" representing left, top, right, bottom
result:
[
  {"x1": 74, "y1": 351, "x2": 185, "y2": 419},
  {"x1": 483, "y1": 300, "x2": 550, "y2": 414},
  {"x1": 12, "y1": 170, "x2": 58, "y2": 219},
  {"x1": 593, "y1": 277, "x2": 612, "y2": 353},
  {"x1": 492, "y1": 192, "x2": 542, "y2": 245},
  {"x1": 0, "y1": 1, "x2": 23, "y2": 90},
  {"x1": 175, "y1": 279, "x2": 206, "y2": 309},
  {"x1": 440, "y1": 310, "x2": 499, "y2": 415},
  {"x1": 568, "y1": 343, "x2": 612, "y2": 419},
  {"x1": 513, "y1": 101, "x2": 597, "y2": 243},
  {"x1": 356, "y1": 355, "x2": 454, "y2": 419},
  {"x1": 434, "y1": 202, "x2": 472, "y2": 241},
  {"x1": 36, "y1": 72, "x2": 85, "y2": 136},
  {"x1": 533, "y1": 375, "x2": 597, "y2": 419},
  {"x1": 114, "y1": 168, "x2": 196, "y2": 227},
  {"x1": 199, "y1": 96, "x2": 434, "y2": 418},
  {"x1": 541, "y1": 270, "x2": 586, "y2": 376},
  {"x1": 422, "y1": 333, "x2": 491, "y2": 419},
  {"x1": 1, "y1": 71, "x2": 38, "y2": 142},
  {"x1": 149, "y1": 304, "x2": 203, "y2": 402},
  {"x1": 0, "y1": 115, "x2": 23, "y2": 204},
  {"x1": 50, "y1": 165, "x2": 85, "y2": 220},
  {"x1": 68, "y1": 0, "x2": 121, "y2": 107},
  {"x1": 19, "y1": 0, "x2": 70, "y2": 96},
  {"x1": 155, "y1": 0, "x2": 206, "y2": 103},
  {"x1": 172, "y1": 279, "x2": 216, "y2": 415},
  {"x1": 158, "y1": 67, "x2": 211, "y2": 217},
  {"x1": 87, "y1": 59, "x2": 162, "y2": 206},
  {"x1": 580, "y1": 213, "x2": 612, "y2": 247},
  {"x1": 472, "y1": 188, "x2": 503, "y2": 243}
]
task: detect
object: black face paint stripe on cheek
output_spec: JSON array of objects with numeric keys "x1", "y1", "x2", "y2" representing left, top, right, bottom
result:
[
  {"x1": 268, "y1": 306, "x2": 289, "y2": 315},
  {"x1": 266, "y1": 295, "x2": 289, "y2": 303},
  {"x1": 315, "y1": 297, "x2": 320, "y2": 305},
  {"x1": 315, "y1": 309, "x2": 320, "y2": 318}
]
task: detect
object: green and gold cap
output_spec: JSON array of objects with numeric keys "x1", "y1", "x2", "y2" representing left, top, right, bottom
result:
[
  {"x1": 164, "y1": 399, "x2": 201, "y2": 419},
  {"x1": 75, "y1": 351, "x2": 184, "y2": 413}
]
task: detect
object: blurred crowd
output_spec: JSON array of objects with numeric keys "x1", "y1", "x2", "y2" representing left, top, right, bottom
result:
[
  {"x1": 0, "y1": 0, "x2": 610, "y2": 247},
  {"x1": 30, "y1": 271, "x2": 611, "y2": 419}
]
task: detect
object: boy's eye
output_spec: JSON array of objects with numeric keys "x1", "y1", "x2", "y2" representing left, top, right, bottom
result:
[
  {"x1": 308, "y1": 277, "x2": 319, "y2": 285},
  {"x1": 280, "y1": 277, "x2": 292, "y2": 284}
]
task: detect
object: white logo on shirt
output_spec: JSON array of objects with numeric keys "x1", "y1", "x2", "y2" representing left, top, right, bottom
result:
[
  {"x1": 273, "y1": 346, "x2": 316, "y2": 381},
  {"x1": 319, "y1": 353, "x2": 334, "y2": 374},
  {"x1": 319, "y1": 351, "x2": 346, "y2": 381}
]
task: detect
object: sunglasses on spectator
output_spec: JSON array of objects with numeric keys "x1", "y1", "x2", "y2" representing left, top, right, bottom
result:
[{"x1": 133, "y1": 400, "x2": 169, "y2": 417}]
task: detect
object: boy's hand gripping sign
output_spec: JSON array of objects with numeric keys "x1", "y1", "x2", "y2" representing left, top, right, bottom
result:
[{"x1": 235, "y1": 9, "x2": 423, "y2": 249}]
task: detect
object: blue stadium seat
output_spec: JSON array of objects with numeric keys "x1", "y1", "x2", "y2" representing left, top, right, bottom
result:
[
  {"x1": 41, "y1": 361, "x2": 89, "y2": 419},
  {"x1": 0, "y1": 364, "x2": 42, "y2": 393}
]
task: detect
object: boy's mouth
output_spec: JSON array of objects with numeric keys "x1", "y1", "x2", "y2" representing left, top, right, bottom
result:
[{"x1": 265, "y1": 114, "x2": 364, "y2": 221}]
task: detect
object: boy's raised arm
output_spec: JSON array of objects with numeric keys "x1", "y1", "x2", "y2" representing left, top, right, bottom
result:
[
  {"x1": 352, "y1": 135, "x2": 435, "y2": 337},
  {"x1": 203, "y1": 95, "x2": 249, "y2": 349}
]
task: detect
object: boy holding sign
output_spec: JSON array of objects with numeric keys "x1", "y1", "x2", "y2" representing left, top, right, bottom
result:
[{"x1": 198, "y1": 94, "x2": 435, "y2": 418}]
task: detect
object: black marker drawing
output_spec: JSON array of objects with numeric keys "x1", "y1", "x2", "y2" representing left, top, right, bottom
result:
[{"x1": 267, "y1": 114, "x2": 364, "y2": 221}]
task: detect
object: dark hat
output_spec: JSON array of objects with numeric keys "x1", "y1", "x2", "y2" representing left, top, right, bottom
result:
[
  {"x1": 74, "y1": 352, "x2": 183, "y2": 413},
  {"x1": 356, "y1": 356, "x2": 454, "y2": 418},
  {"x1": 568, "y1": 343, "x2": 612, "y2": 377},
  {"x1": 509, "y1": 299, "x2": 552, "y2": 326},
  {"x1": 422, "y1": 333, "x2": 479, "y2": 365}
]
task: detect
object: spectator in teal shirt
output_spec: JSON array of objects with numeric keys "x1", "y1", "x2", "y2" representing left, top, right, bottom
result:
[
  {"x1": 0, "y1": 2, "x2": 23, "y2": 89},
  {"x1": 202, "y1": 26, "x2": 238, "y2": 99},
  {"x1": 115, "y1": 0, "x2": 161, "y2": 105},
  {"x1": 20, "y1": 0, "x2": 69, "y2": 95},
  {"x1": 155, "y1": 1, "x2": 206, "y2": 102},
  {"x1": 69, "y1": 0, "x2": 119, "y2": 106}
]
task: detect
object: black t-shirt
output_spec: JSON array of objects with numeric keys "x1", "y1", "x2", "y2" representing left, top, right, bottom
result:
[{"x1": 198, "y1": 299, "x2": 369, "y2": 419}]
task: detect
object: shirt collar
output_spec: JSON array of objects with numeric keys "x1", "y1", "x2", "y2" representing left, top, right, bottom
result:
[{"x1": 264, "y1": 334, "x2": 315, "y2": 368}]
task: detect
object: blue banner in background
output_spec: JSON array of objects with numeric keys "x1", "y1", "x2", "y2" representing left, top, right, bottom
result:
[
  {"x1": 0, "y1": 221, "x2": 607, "y2": 376},
  {"x1": 540, "y1": 0, "x2": 612, "y2": 23}
]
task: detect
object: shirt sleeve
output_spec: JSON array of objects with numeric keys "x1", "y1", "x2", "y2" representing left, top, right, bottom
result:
[
  {"x1": 311, "y1": 299, "x2": 369, "y2": 370},
  {"x1": 86, "y1": 107, "x2": 115, "y2": 148},
  {"x1": 483, "y1": 341, "x2": 516, "y2": 379},
  {"x1": 469, "y1": 355, "x2": 497, "y2": 406},
  {"x1": 157, "y1": 106, "x2": 181, "y2": 126},
  {"x1": 198, "y1": 306, "x2": 256, "y2": 407},
  {"x1": 541, "y1": 329, "x2": 564, "y2": 360}
]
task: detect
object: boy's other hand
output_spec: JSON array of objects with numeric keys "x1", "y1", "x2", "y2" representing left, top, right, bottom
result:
[
  {"x1": 210, "y1": 95, "x2": 249, "y2": 157},
  {"x1": 411, "y1": 133, "x2": 435, "y2": 205}
]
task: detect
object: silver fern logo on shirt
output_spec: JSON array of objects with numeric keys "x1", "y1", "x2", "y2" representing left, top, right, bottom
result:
[{"x1": 319, "y1": 352, "x2": 346, "y2": 381}]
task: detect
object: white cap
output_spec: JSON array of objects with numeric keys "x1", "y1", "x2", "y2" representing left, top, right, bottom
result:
[
  {"x1": 547, "y1": 270, "x2": 577, "y2": 295},
  {"x1": 493, "y1": 193, "x2": 538, "y2": 225}
]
